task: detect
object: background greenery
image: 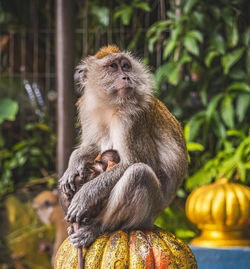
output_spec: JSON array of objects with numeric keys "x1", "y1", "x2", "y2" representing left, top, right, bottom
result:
[{"x1": 0, "y1": 0, "x2": 249, "y2": 256}]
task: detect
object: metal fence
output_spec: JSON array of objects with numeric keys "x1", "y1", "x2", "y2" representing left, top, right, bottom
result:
[{"x1": 0, "y1": 0, "x2": 166, "y2": 129}]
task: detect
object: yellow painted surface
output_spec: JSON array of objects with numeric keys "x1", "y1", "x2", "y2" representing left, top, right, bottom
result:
[{"x1": 55, "y1": 227, "x2": 197, "y2": 268}]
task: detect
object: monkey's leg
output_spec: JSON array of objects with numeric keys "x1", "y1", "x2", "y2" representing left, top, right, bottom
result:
[
  {"x1": 69, "y1": 163, "x2": 164, "y2": 248},
  {"x1": 101, "y1": 163, "x2": 164, "y2": 231}
]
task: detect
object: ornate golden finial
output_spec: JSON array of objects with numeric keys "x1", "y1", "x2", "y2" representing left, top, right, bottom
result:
[
  {"x1": 186, "y1": 178, "x2": 250, "y2": 247},
  {"x1": 95, "y1": 45, "x2": 121, "y2": 59}
]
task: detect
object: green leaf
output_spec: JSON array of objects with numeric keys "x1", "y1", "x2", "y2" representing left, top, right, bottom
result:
[
  {"x1": 229, "y1": 70, "x2": 246, "y2": 80},
  {"x1": 237, "y1": 162, "x2": 246, "y2": 182},
  {"x1": 246, "y1": 48, "x2": 250, "y2": 75},
  {"x1": 154, "y1": 62, "x2": 179, "y2": 86},
  {"x1": 25, "y1": 123, "x2": 51, "y2": 131},
  {"x1": 184, "y1": 0, "x2": 199, "y2": 14},
  {"x1": 154, "y1": 63, "x2": 169, "y2": 87},
  {"x1": 211, "y1": 33, "x2": 225, "y2": 54},
  {"x1": 220, "y1": 95, "x2": 234, "y2": 129},
  {"x1": 30, "y1": 147, "x2": 42, "y2": 156},
  {"x1": 168, "y1": 65, "x2": 179, "y2": 86},
  {"x1": 209, "y1": 6, "x2": 221, "y2": 20},
  {"x1": 163, "y1": 38, "x2": 176, "y2": 59},
  {"x1": 184, "y1": 124, "x2": 190, "y2": 142},
  {"x1": 179, "y1": 52, "x2": 192, "y2": 64},
  {"x1": 121, "y1": 6, "x2": 132, "y2": 25},
  {"x1": 213, "y1": 111, "x2": 227, "y2": 139},
  {"x1": 184, "y1": 36, "x2": 199, "y2": 56},
  {"x1": 176, "y1": 229, "x2": 196, "y2": 239},
  {"x1": 91, "y1": 6, "x2": 110, "y2": 27},
  {"x1": 114, "y1": 9, "x2": 124, "y2": 20},
  {"x1": 0, "y1": 98, "x2": 18, "y2": 124},
  {"x1": 148, "y1": 35, "x2": 158, "y2": 52},
  {"x1": 222, "y1": 48, "x2": 245, "y2": 74},
  {"x1": 188, "y1": 112, "x2": 206, "y2": 141},
  {"x1": 236, "y1": 94, "x2": 250, "y2": 122},
  {"x1": 226, "y1": 22, "x2": 238, "y2": 48},
  {"x1": 114, "y1": 6, "x2": 132, "y2": 25},
  {"x1": 227, "y1": 82, "x2": 250, "y2": 93},
  {"x1": 222, "y1": 7, "x2": 233, "y2": 26},
  {"x1": 134, "y1": 2, "x2": 151, "y2": 12},
  {"x1": 205, "y1": 51, "x2": 220, "y2": 67},
  {"x1": 242, "y1": 27, "x2": 250, "y2": 46},
  {"x1": 187, "y1": 142, "x2": 204, "y2": 152},
  {"x1": 227, "y1": 130, "x2": 246, "y2": 139},
  {"x1": 171, "y1": 25, "x2": 182, "y2": 41},
  {"x1": 206, "y1": 94, "x2": 223, "y2": 122},
  {"x1": 12, "y1": 141, "x2": 27, "y2": 151},
  {"x1": 200, "y1": 82, "x2": 208, "y2": 105},
  {"x1": 186, "y1": 165, "x2": 215, "y2": 190},
  {"x1": 166, "y1": 11, "x2": 176, "y2": 20},
  {"x1": 192, "y1": 11, "x2": 205, "y2": 27},
  {"x1": 187, "y1": 30, "x2": 203, "y2": 43},
  {"x1": 147, "y1": 20, "x2": 172, "y2": 39}
]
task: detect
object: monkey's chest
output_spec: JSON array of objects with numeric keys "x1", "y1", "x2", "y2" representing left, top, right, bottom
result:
[
  {"x1": 100, "y1": 136, "x2": 114, "y2": 152},
  {"x1": 99, "y1": 119, "x2": 125, "y2": 153}
]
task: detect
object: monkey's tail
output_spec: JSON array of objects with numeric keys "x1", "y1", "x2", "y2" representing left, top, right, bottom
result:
[{"x1": 73, "y1": 223, "x2": 83, "y2": 269}]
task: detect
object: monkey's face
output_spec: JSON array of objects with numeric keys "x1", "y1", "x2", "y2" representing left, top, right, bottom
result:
[
  {"x1": 33, "y1": 191, "x2": 58, "y2": 225},
  {"x1": 78, "y1": 52, "x2": 153, "y2": 107},
  {"x1": 104, "y1": 57, "x2": 133, "y2": 98}
]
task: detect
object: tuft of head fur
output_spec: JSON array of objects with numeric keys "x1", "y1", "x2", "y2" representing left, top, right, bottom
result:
[{"x1": 95, "y1": 45, "x2": 121, "y2": 59}]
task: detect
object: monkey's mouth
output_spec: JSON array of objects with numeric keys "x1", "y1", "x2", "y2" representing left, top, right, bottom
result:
[{"x1": 117, "y1": 87, "x2": 133, "y2": 97}]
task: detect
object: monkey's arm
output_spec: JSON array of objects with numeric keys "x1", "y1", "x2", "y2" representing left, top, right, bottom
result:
[
  {"x1": 58, "y1": 145, "x2": 99, "y2": 194},
  {"x1": 66, "y1": 162, "x2": 127, "y2": 223}
]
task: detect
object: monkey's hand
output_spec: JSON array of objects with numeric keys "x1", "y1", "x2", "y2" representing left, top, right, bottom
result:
[
  {"x1": 70, "y1": 223, "x2": 100, "y2": 248},
  {"x1": 66, "y1": 163, "x2": 125, "y2": 223},
  {"x1": 58, "y1": 161, "x2": 85, "y2": 195},
  {"x1": 66, "y1": 180, "x2": 101, "y2": 223}
]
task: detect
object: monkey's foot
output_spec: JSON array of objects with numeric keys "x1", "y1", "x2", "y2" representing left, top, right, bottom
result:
[{"x1": 70, "y1": 224, "x2": 100, "y2": 248}]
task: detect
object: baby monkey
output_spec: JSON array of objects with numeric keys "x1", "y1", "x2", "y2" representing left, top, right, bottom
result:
[{"x1": 60, "y1": 149, "x2": 120, "y2": 220}]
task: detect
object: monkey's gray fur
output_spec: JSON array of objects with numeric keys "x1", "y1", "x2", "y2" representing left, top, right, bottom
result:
[{"x1": 58, "y1": 48, "x2": 188, "y2": 248}]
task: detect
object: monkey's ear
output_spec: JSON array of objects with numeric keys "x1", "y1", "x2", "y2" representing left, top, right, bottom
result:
[{"x1": 75, "y1": 60, "x2": 88, "y2": 93}]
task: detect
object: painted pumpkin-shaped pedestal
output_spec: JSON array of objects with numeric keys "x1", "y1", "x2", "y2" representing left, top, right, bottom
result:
[{"x1": 55, "y1": 226, "x2": 197, "y2": 268}]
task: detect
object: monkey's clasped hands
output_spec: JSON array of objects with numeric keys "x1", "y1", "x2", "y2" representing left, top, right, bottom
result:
[
  {"x1": 59, "y1": 150, "x2": 120, "y2": 223},
  {"x1": 58, "y1": 45, "x2": 188, "y2": 248}
]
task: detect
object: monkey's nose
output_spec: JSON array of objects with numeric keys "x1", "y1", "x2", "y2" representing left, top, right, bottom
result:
[{"x1": 122, "y1": 76, "x2": 130, "y2": 81}]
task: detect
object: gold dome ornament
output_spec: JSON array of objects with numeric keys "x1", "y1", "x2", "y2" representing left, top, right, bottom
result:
[
  {"x1": 186, "y1": 178, "x2": 250, "y2": 247},
  {"x1": 55, "y1": 226, "x2": 197, "y2": 268}
]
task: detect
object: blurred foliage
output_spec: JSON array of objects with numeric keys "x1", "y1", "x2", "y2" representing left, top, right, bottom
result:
[
  {"x1": 186, "y1": 130, "x2": 250, "y2": 190},
  {"x1": 147, "y1": 0, "x2": 250, "y2": 237},
  {"x1": 0, "y1": 118, "x2": 57, "y2": 196},
  {"x1": 114, "y1": 0, "x2": 151, "y2": 26},
  {"x1": 147, "y1": 0, "x2": 250, "y2": 186},
  {"x1": 2, "y1": 195, "x2": 54, "y2": 268},
  {"x1": 0, "y1": 96, "x2": 56, "y2": 197}
]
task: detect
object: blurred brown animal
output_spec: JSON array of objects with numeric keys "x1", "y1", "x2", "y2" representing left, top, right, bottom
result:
[{"x1": 33, "y1": 190, "x2": 68, "y2": 263}]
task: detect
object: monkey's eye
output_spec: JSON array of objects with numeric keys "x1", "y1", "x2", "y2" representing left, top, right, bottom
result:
[
  {"x1": 109, "y1": 63, "x2": 118, "y2": 69},
  {"x1": 44, "y1": 200, "x2": 53, "y2": 207},
  {"x1": 123, "y1": 63, "x2": 130, "y2": 69}
]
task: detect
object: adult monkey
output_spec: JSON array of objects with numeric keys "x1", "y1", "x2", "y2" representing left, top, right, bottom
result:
[{"x1": 58, "y1": 45, "x2": 188, "y2": 248}]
